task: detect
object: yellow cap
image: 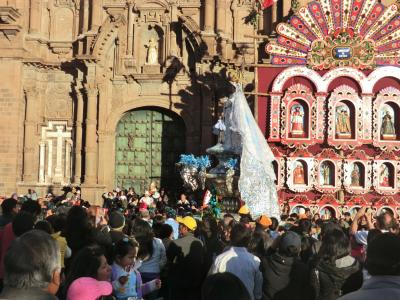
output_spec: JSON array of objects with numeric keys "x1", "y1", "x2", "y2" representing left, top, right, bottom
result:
[
  {"x1": 238, "y1": 205, "x2": 250, "y2": 215},
  {"x1": 176, "y1": 216, "x2": 197, "y2": 231}
]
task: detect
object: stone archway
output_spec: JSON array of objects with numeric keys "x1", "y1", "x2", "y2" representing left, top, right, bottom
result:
[{"x1": 114, "y1": 107, "x2": 186, "y2": 194}]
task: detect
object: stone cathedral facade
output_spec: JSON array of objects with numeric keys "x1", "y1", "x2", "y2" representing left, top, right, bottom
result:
[{"x1": 0, "y1": 0, "x2": 288, "y2": 202}]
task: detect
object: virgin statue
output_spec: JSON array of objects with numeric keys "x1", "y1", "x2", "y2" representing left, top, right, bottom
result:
[
  {"x1": 146, "y1": 38, "x2": 158, "y2": 65},
  {"x1": 381, "y1": 110, "x2": 396, "y2": 139},
  {"x1": 293, "y1": 163, "x2": 305, "y2": 185},
  {"x1": 321, "y1": 164, "x2": 331, "y2": 186},
  {"x1": 336, "y1": 107, "x2": 351, "y2": 137},
  {"x1": 221, "y1": 69, "x2": 280, "y2": 219},
  {"x1": 351, "y1": 165, "x2": 360, "y2": 187},
  {"x1": 380, "y1": 164, "x2": 390, "y2": 187},
  {"x1": 291, "y1": 105, "x2": 304, "y2": 136}
]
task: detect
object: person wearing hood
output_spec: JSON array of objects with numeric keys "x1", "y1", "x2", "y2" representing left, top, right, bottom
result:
[
  {"x1": 310, "y1": 229, "x2": 362, "y2": 300},
  {"x1": 262, "y1": 231, "x2": 312, "y2": 300}
]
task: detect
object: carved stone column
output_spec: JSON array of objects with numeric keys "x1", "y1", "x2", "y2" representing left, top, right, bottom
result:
[
  {"x1": 73, "y1": 84, "x2": 84, "y2": 183},
  {"x1": 204, "y1": 0, "x2": 215, "y2": 32},
  {"x1": 91, "y1": 1, "x2": 103, "y2": 31},
  {"x1": 23, "y1": 87, "x2": 38, "y2": 182},
  {"x1": 83, "y1": 84, "x2": 98, "y2": 184},
  {"x1": 216, "y1": 0, "x2": 226, "y2": 34},
  {"x1": 127, "y1": 1, "x2": 134, "y2": 56},
  {"x1": 29, "y1": 0, "x2": 42, "y2": 34},
  {"x1": 83, "y1": 0, "x2": 89, "y2": 32}
]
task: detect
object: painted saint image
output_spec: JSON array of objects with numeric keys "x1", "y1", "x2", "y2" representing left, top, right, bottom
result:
[
  {"x1": 336, "y1": 105, "x2": 352, "y2": 136},
  {"x1": 320, "y1": 163, "x2": 332, "y2": 186},
  {"x1": 381, "y1": 109, "x2": 396, "y2": 139},
  {"x1": 350, "y1": 164, "x2": 361, "y2": 187},
  {"x1": 380, "y1": 164, "x2": 390, "y2": 187},
  {"x1": 290, "y1": 104, "x2": 304, "y2": 136},
  {"x1": 293, "y1": 162, "x2": 305, "y2": 185}
]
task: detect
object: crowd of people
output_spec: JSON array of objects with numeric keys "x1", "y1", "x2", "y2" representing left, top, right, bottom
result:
[{"x1": 0, "y1": 185, "x2": 399, "y2": 300}]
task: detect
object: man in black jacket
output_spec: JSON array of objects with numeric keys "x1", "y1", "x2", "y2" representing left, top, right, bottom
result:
[{"x1": 262, "y1": 231, "x2": 312, "y2": 300}]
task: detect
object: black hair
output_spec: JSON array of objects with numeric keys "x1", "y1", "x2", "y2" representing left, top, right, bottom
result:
[
  {"x1": 248, "y1": 230, "x2": 271, "y2": 259},
  {"x1": 1, "y1": 198, "x2": 18, "y2": 216},
  {"x1": 320, "y1": 221, "x2": 342, "y2": 238},
  {"x1": 202, "y1": 272, "x2": 251, "y2": 300},
  {"x1": 269, "y1": 217, "x2": 279, "y2": 231},
  {"x1": 46, "y1": 214, "x2": 67, "y2": 233},
  {"x1": 230, "y1": 223, "x2": 251, "y2": 247},
  {"x1": 34, "y1": 220, "x2": 53, "y2": 234},
  {"x1": 290, "y1": 213, "x2": 298, "y2": 219},
  {"x1": 366, "y1": 233, "x2": 400, "y2": 276},
  {"x1": 131, "y1": 219, "x2": 154, "y2": 260},
  {"x1": 318, "y1": 228, "x2": 350, "y2": 263},
  {"x1": 64, "y1": 245, "x2": 106, "y2": 297},
  {"x1": 20, "y1": 200, "x2": 41, "y2": 218},
  {"x1": 153, "y1": 215, "x2": 164, "y2": 226},
  {"x1": 114, "y1": 238, "x2": 139, "y2": 260},
  {"x1": 159, "y1": 223, "x2": 173, "y2": 239},
  {"x1": 298, "y1": 219, "x2": 312, "y2": 234},
  {"x1": 12, "y1": 211, "x2": 35, "y2": 237}
]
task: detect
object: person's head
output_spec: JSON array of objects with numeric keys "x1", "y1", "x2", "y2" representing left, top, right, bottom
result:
[
  {"x1": 12, "y1": 211, "x2": 35, "y2": 237},
  {"x1": 320, "y1": 220, "x2": 342, "y2": 238},
  {"x1": 114, "y1": 238, "x2": 139, "y2": 269},
  {"x1": 298, "y1": 218, "x2": 312, "y2": 235},
  {"x1": 67, "y1": 245, "x2": 111, "y2": 285},
  {"x1": 180, "y1": 193, "x2": 187, "y2": 202},
  {"x1": 1, "y1": 198, "x2": 19, "y2": 216},
  {"x1": 343, "y1": 212, "x2": 351, "y2": 221},
  {"x1": 140, "y1": 209, "x2": 150, "y2": 220},
  {"x1": 159, "y1": 223, "x2": 173, "y2": 240},
  {"x1": 319, "y1": 228, "x2": 350, "y2": 263},
  {"x1": 223, "y1": 213, "x2": 234, "y2": 226},
  {"x1": 305, "y1": 208, "x2": 311, "y2": 218},
  {"x1": 202, "y1": 272, "x2": 251, "y2": 300},
  {"x1": 278, "y1": 231, "x2": 301, "y2": 257},
  {"x1": 376, "y1": 212, "x2": 397, "y2": 232},
  {"x1": 34, "y1": 220, "x2": 54, "y2": 234},
  {"x1": 4, "y1": 230, "x2": 60, "y2": 294},
  {"x1": 46, "y1": 214, "x2": 67, "y2": 233},
  {"x1": 269, "y1": 217, "x2": 279, "y2": 231},
  {"x1": 177, "y1": 216, "x2": 197, "y2": 236},
  {"x1": 366, "y1": 233, "x2": 400, "y2": 276},
  {"x1": 131, "y1": 218, "x2": 154, "y2": 260},
  {"x1": 230, "y1": 223, "x2": 251, "y2": 247},
  {"x1": 109, "y1": 211, "x2": 125, "y2": 230},
  {"x1": 165, "y1": 207, "x2": 176, "y2": 219},
  {"x1": 248, "y1": 230, "x2": 271, "y2": 258},
  {"x1": 20, "y1": 200, "x2": 41, "y2": 220},
  {"x1": 202, "y1": 215, "x2": 218, "y2": 238}
]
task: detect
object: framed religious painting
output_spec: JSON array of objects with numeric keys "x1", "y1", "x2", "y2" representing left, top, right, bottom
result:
[
  {"x1": 327, "y1": 85, "x2": 364, "y2": 149},
  {"x1": 373, "y1": 87, "x2": 400, "y2": 150},
  {"x1": 280, "y1": 84, "x2": 322, "y2": 148},
  {"x1": 314, "y1": 149, "x2": 343, "y2": 193},
  {"x1": 343, "y1": 150, "x2": 372, "y2": 194},
  {"x1": 271, "y1": 147, "x2": 285, "y2": 190},
  {"x1": 286, "y1": 149, "x2": 315, "y2": 192},
  {"x1": 372, "y1": 151, "x2": 400, "y2": 195}
]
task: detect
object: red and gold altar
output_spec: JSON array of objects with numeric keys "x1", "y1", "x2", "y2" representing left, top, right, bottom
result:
[{"x1": 258, "y1": 0, "x2": 400, "y2": 218}]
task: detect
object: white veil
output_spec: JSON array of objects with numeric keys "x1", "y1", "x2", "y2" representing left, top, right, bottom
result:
[{"x1": 229, "y1": 82, "x2": 280, "y2": 219}]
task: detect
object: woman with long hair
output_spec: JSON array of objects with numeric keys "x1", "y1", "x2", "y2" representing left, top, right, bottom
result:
[
  {"x1": 131, "y1": 218, "x2": 166, "y2": 300},
  {"x1": 310, "y1": 229, "x2": 362, "y2": 300}
]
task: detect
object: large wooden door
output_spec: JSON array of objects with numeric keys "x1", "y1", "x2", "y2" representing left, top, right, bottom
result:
[{"x1": 115, "y1": 108, "x2": 185, "y2": 194}]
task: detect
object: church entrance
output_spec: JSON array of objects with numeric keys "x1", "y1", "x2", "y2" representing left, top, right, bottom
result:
[{"x1": 115, "y1": 108, "x2": 186, "y2": 195}]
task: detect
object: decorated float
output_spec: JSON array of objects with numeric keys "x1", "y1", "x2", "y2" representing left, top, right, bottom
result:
[{"x1": 257, "y1": 0, "x2": 400, "y2": 218}]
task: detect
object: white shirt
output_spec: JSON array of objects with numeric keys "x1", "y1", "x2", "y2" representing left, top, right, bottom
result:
[{"x1": 209, "y1": 246, "x2": 263, "y2": 300}]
